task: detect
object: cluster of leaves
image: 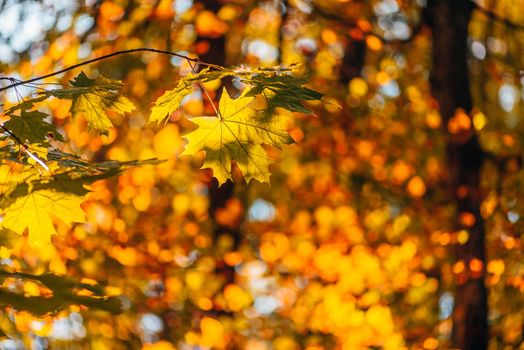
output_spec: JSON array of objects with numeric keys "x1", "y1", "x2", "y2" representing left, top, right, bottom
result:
[{"x1": 152, "y1": 66, "x2": 321, "y2": 183}]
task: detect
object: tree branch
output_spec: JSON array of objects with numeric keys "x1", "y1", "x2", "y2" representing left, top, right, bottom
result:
[
  {"x1": 0, "y1": 47, "x2": 222, "y2": 172},
  {"x1": 0, "y1": 48, "x2": 223, "y2": 93}
]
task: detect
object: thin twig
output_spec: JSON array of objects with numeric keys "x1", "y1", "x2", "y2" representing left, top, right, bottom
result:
[
  {"x1": 0, "y1": 124, "x2": 23, "y2": 145},
  {"x1": 0, "y1": 124, "x2": 49, "y2": 171},
  {"x1": 0, "y1": 48, "x2": 223, "y2": 93}
]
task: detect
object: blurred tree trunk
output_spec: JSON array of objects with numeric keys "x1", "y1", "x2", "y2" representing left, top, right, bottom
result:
[
  {"x1": 198, "y1": 0, "x2": 226, "y2": 67},
  {"x1": 198, "y1": 0, "x2": 235, "y2": 220},
  {"x1": 425, "y1": 1, "x2": 488, "y2": 349},
  {"x1": 197, "y1": 0, "x2": 231, "y2": 222},
  {"x1": 197, "y1": 0, "x2": 238, "y2": 284},
  {"x1": 340, "y1": 39, "x2": 366, "y2": 83}
]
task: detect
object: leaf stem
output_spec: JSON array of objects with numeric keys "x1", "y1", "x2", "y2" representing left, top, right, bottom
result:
[
  {"x1": 188, "y1": 61, "x2": 222, "y2": 119},
  {"x1": 24, "y1": 148, "x2": 50, "y2": 172},
  {"x1": 0, "y1": 48, "x2": 223, "y2": 93}
]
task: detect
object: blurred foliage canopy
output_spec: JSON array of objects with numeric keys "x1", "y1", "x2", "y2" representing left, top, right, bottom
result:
[{"x1": 0, "y1": 0, "x2": 524, "y2": 349}]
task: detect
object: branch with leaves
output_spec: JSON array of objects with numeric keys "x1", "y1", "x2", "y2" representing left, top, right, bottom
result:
[{"x1": 0, "y1": 47, "x2": 320, "y2": 316}]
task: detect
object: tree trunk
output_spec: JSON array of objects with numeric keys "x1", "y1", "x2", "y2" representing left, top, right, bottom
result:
[
  {"x1": 196, "y1": 0, "x2": 232, "y2": 227},
  {"x1": 425, "y1": 1, "x2": 488, "y2": 349},
  {"x1": 340, "y1": 39, "x2": 366, "y2": 83},
  {"x1": 197, "y1": 0, "x2": 240, "y2": 285}
]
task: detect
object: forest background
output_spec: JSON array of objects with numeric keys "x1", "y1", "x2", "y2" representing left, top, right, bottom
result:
[{"x1": 0, "y1": 0, "x2": 523, "y2": 349}]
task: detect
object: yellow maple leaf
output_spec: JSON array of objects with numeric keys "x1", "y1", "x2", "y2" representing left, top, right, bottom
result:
[
  {"x1": 1, "y1": 189, "x2": 85, "y2": 245},
  {"x1": 181, "y1": 88, "x2": 293, "y2": 184}
]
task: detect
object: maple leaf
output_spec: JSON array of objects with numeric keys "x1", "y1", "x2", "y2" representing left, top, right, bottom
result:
[
  {"x1": 148, "y1": 68, "x2": 240, "y2": 124},
  {"x1": 149, "y1": 73, "x2": 195, "y2": 123},
  {"x1": 2, "y1": 110, "x2": 63, "y2": 144},
  {"x1": 46, "y1": 72, "x2": 135, "y2": 135},
  {"x1": 181, "y1": 88, "x2": 293, "y2": 185},
  {"x1": 1, "y1": 182, "x2": 85, "y2": 245},
  {"x1": 246, "y1": 74, "x2": 322, "y2": 114}
]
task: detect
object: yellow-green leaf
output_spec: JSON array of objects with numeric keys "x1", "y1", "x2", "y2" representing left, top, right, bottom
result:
[
  {"x1": 1, "y1": 189, "x2": 85, "y2": 245},
  {"x1": 181, "y1": 88, "x2": 293, "y2": 185},
  {"x1": 47, "y1": 72, "x2": 135, "y2": 135},
  {"x1": 149, "y1": 74, "x2": 195, "y2": 123}
]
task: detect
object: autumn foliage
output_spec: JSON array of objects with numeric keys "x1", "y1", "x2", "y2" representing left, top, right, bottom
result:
[{"x1": 0, "y1": 0, "x2": 522, "y2": 349}]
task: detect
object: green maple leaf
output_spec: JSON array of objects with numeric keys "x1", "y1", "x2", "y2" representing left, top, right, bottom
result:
[
  {"x1": 181, "y1": 88, "x2": 293, "y2": 185},
  {"x1": 149, "y1": 73, "x2": 195, "y2": 123},
  {"x1": 1, "y1": 183, "x2": 85, "y2": 245},
  {"x1": 246, "y1": 74, "x2": 322, "y2": 114},
  {"x1": 3, "y1": 110, "x2": 63, "y2": 143},
  {"x1": 0, "y1": 271, "x2": 122, "y2": 315},
  {"x1": 47, "y1": 71, "x2": 135, "y2": 135}
]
